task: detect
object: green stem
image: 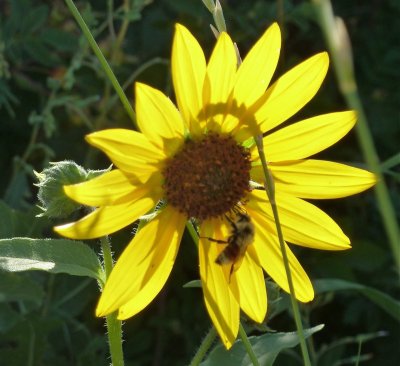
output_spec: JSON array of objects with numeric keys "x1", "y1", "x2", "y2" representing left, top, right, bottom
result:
[
  {"x1": 100, "y1": 236, "x2": 125, "y2": 366},
  {"x1": 189, "y1": 326, "x2": 217, "y2": 366},
  {"x1": 64, "y1": 0, "x2": 136, "y2": 126},
  {"x1": 311, "y1": 0, "x2": 400, "y2": 274},
  {"x1": 238, "y1": 323, "x2": 260, "y2": 366},
  {"x1": 255, "y1": 136, "x2": 311, "y2": 366}
]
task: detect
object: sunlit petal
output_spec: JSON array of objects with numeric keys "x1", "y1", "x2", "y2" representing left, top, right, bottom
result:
[
  {"x1": 252, "y1": 160, "x2": 376, "y2": 199},
  {"x1": 64, "y1": 169, "x2": 137, "y2": 206},
  {"x1": 249, "y1": 189, "x2": 350, "y2": 250},
  {"x1": 136, "y1": 82, "x2": 185, "y2": 155},
  {"x1": 86, "y1": 129, "x2": 164, "y2": 180},
  {"x1": 96, "y1": 206, "x2": 186, "y2": 317},
  {"x1": 172, "y1": 24, "x2": 206, "y2": 136},
  {"x1": 199, "y1": 219, "x2": 240, "y2": 349},
  {"x1": 54, "y1": 189, "x2": 160, "y2": 239},
  {"x1": 235, "y1": 252, "x2": 267, "y2": 323},
  {"x1": 253, "y1": 111, "x2": 357, "y2": 161},
  {"x1": 117, "y1": 208, "x2": 186, "y2": 319},
  {"x1": 254, "y1": 52, "x2": 329, "y2": 133},
  {"x1": 203, "y1": 32, "x2": 237, "y2": 129},
  {"x1": 248, "y1": 207, "x2": 314, "y2": 302},
  {"x1": 233, "y1": 23, "x2": 281, "y2": 108}
]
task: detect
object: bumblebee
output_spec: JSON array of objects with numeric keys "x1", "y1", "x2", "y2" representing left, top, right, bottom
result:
[{"x1": 204, "y1": 212, "x2": 255, "y2": 280}]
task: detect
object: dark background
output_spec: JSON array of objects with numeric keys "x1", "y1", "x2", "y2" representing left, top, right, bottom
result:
[{"x1": 0, "y1": 0, "x2": 399, "y2": 365}]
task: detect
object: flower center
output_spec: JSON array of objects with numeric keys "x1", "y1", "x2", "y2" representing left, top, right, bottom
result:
[{"x1": 162, "y1": 133, "x2": 251, "y2": 220}]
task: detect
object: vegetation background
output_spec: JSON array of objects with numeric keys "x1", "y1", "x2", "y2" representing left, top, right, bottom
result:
[{"x1": 0, "y1": 0, "x2": 399, "y2": 365}]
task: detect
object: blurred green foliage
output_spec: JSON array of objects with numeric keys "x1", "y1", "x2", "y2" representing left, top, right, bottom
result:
[{"x1": 0, "y1": 0, "x2": 399, "y2": 365}]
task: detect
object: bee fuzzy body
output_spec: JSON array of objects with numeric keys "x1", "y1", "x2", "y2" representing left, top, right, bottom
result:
[{"x1": 215, "y1": 212, "x2": 255, "y2": 268}]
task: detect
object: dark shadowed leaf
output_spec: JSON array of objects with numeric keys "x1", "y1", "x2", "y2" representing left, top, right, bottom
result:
[
  {"x1": 200, "y1": 324, "x2": 324, "y2": 366},
  {"x1": 314, "y1": 279, "x2": 400, "y2": 322},
  {"x1": 0, "y1": 271, "x2": 44, "y2": 304}
]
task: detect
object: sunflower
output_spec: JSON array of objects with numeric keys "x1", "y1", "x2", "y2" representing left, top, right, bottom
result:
[{"x1": 54, "y1": 23, "x2": 376, "y2": 348}]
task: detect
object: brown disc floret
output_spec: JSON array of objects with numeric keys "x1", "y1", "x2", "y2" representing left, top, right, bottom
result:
[{"x1": 162, "y1": 133, "x2": 251, "y2": 220}]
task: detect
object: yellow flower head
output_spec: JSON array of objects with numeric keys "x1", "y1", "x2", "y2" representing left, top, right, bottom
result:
[{"x1": 55, "y1": 23, "x2": 376, "y2": 348}]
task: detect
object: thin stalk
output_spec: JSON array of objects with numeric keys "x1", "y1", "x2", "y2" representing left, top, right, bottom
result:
[
  {"x1": 355, "y1": 339, "x2": 362, "y2": 366},
  {"x1": 64, "y1": 0, "x2": 136, "y2": 126},
  {"x1": 255, "y1": 136, "x2": 311, "y2": 366},
  {"x1": 100, "y1": 236, "x2": 125, "y2": 366},
  {"x1": 239, "y1": 323, "x2": 260, "y2": 366},
  {"x1": 111, "y1": 0, "x2": 131, "y2": 64},
  {"x1": 189, "y1": 326, "x2": 217, "y2": 366},
  {"x1": 311, "y1": 0, "x2": 400, "y2": 273}
]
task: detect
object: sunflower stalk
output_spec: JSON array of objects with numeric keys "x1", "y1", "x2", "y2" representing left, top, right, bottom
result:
[
  {"x1": 100, "y1": 236, "x2": 125, "y2": 366},
  {"x1": 189, "y1": 326, "x2": 217, "y2": 366},
  {"x1": 64, "y1": 0, "x2": 136, "y2": 126},
  {"x1": 239, "y1": 323, "x2": 260, "y2": 366},
  {"x1": 255, "y1": 135, "x2": 312, "y2": 366},
  {"x1": 311, "y1": 0, "x2": 400, "y2": 273}
]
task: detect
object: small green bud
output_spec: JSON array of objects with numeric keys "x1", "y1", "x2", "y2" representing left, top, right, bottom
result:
[{"x1": 35, "y1": 160, "x2": 108, "y2": 219}]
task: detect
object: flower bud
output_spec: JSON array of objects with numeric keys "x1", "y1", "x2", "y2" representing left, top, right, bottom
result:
[{"x1": 35, "y1": 160, "x2": 107, "y2": 218}]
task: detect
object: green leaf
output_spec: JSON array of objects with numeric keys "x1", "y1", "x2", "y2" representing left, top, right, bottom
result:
[
  {"x1": 0, "y1": 238, "x2": 105, "y2": 284},
  {"x1": 0, "y1": 271, "x2": 44, "y2": 304},
  {"x1": 314, "y1": 278, "x2": 400, "y2": 322},
  {"x1": 183, "y1": 279, "x2": 202, "y2": 288},
  {"x1": 200, "y1": 324, "x2": 324, "y2": 366}
]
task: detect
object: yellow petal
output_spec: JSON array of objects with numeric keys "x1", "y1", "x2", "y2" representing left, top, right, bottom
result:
[
  {"x1": 235, "y1": 251, "x2": 267, "y2": 323},
  {"x1": 257, "y1": 111, "x2": 357, "y2": 161},
  {"x1": 226, "y1": 23, "x2": 281, "y2": 139},
  {"x1": 255, "y1": 52, "x2": 329, "y2": 133},
  {"x1": 115, "y1": 207, "x2": 186, "y2": 319},
  {"x1": 202, "y1": 32, "x2": 236, "y2": 129},
  {"x1": 54, "y1": 190, "x2": 160, "y2": 239},
  {"x1": 64, "y1": 169, "x2": 137, "y2": 206},
  {"x1": 265, "y1": 160, "x2": 376, "y2": 199},
  {"x1": 199, "y1": 219, "x2": 240, "y2": 349},
  {"x1": 86, "y1": 129, "x2": 164, "y2": 180},
  {"x1": 248, "y1": 208, "x2": 314, "y2": 302},
  {"x1": 249, "y1": 190, "x2": 350, "y2": 250},
  {"x1": 172, "y1": 24, "x2": 206, "y2": 136},
  {"x1": 135, "y1": 82, "x2": 185, "y2": 155},
  {"x1": 233, "y1": 23, "x2": 281, "y2": 108}
]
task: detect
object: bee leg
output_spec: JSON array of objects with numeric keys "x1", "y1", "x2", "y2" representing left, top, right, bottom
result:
[
  {"x1": 199, "y1": 236, "x2": 227, "y2": 244},
  {"x1": 228, "y1": 264, "x2": 234, "y2": 283}
]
